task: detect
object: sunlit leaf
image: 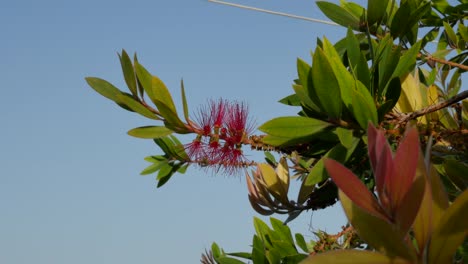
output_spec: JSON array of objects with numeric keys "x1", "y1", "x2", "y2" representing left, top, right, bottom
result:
[
  {"x1": 300, "y1": 249, "x2": 411, "y2": 264},
  {"x1": 316, "y1": 1, "x2": 360, "y2": 30},
  {"x1": 428, "y1": 190, "x2": 468, "y2": 264},
  {"x1": 311, "y1": 47, "x2": 342, "y2": 118},
  {"x1": 127, "y1": 126, "x2": 173, "y2": 139},
  {"x1": 259, "y1": 116, "x2": 331, "y2": 144}
]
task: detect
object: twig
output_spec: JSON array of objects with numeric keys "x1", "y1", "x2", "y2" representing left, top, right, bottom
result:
[
  {"x1": 419, "y1": 53, "x2": 468, "y2": 71},
  {"x1": 398, "y1": 90, "x2": 468, "y2": 124}
]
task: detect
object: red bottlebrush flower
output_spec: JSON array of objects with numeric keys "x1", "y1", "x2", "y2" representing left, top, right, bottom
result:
[
  {"x1": 188, "y1": 99, "x2": 255, "y2": 175},
  {"x1": 194, "y1": 99, "x2": 228, "y2": 136},
  {"x1": 211, "y1": 99, "x2": 227, "y2": 130},
  {"x1": 225, "y1": 101, "x2": 255, "y2": 145},
  {"x1": 184, "y1": 137, "x2": 206, "y2": 162}
]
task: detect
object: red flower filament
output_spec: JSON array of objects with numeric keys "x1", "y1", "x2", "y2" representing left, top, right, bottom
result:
[{"x1": 185, "y1": 99, "x2": 255, "y2": 174}]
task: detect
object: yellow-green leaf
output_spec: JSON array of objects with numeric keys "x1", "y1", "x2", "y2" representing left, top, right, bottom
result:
[
  {"x1": 127, "y1": 126, "x2": 173, "y2": 139},
  {"x1": 300, "y1": 249, "x2": 411, "y2": 264},
  {"x1": 428, "y1": 189, "x2": 468, "y2": 264}
]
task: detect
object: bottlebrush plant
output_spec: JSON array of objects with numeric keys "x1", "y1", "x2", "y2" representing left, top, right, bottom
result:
[{"x1": 86, "y1": 0, "x2": 468, "y2": 263}]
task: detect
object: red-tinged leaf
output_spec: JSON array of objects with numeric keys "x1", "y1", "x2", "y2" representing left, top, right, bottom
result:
[
  {"x1": 428, "y1": 189, "x2": 468, "y2": 264},
  {"x1": 391, "y1": 126, "x2": 420, "y2": 210},
  {"x1": 300, "y1": 249, "x2": 411, "y2": 264},
  {"x1": 339, "y1": 191, "x2": 417, "y2": 261},
  {"x1": 394, "y1": 162, "x2": 426, "y2": 235},
  {"x1": 324, "y1": 159, "x2": 388, "y2": 221},
  {"x1": 367, "y1": 123, "x2": 393, "y2": 199}
]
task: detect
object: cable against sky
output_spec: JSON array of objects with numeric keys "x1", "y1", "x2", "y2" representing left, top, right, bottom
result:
[{"x1": 207, "y1": 0, "x2": 339, "y2": 26}]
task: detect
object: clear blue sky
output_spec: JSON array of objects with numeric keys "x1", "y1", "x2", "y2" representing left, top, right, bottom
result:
[{"x1": 1, "y1": 0, "x2": 370, "y2": 263}]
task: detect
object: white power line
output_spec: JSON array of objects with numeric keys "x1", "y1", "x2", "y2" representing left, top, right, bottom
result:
[{"x1": 207, "y1": 0, "x2": 339, "y2": 26}]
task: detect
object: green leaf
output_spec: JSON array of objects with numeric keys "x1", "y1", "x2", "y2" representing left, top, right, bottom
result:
[
  {"x1": 300, "y1": 249, "x2": 411, "y2": 264},
  {"x1": 134, "y1": 61, "x2": 154, "y2": 101},
  {"x1": 180, "y1": 79, "x2": 190, "y2": 123},
  {"x1": 316, "y1": 1, "x2": 360, "y2": 30},
  {"x1": 292, "y1": 84, "x2": 321, "y2": 114},
  {"x1": 226, "y1": 252, "x2": 251, "y2": 260},
  {"x1": 459, "y1": 23, "x2": 468, "y2": 42},
  {"x1": 295, "y1": 233, "x2": 309, "y2": 253},
  {"x1": 252, "y1": 235, "x2": 266, "y2": 264},
  {"x1": 390, "y1": 2, "x2": 411, "y2": 38},
  {"x1": 155, "y1": 99, "x2": 189, "y2": 133},
  {"x1": 444, "y1": 160, "x2": 468, "y2": 191},
  {"x1": 278, "y1": 94, "x2": 301, "y2": 106},
  {"x1": 86, "y1": 77, "x2": 122, "y2": 103},
  {"x1": 140, "y1": 160, "x2": 167, "y2": 175},
  {"x1": 443, "y1": 21, "x2": 458, "y2": 47},
  {"x1": 346, "y1": 28, "x2": 371, "y2": 89},
  {"x1": 298, "y1": 144, "x2": 348, "y2": 204},
  {"x1": 428, "y1": 190, "x2": 468, "y2": 264},
  {"x1": 321, "y1": 37, "x2": 353, "y2": 108},
  {"x1": 127, "y1": 126, "x2": 173, "y2": 139},
  {"x1": 216, "y1": 257, "x2": 246, "y2": 264},
  {"x1": 259, "y1": 116, "x2": 331, "y2": 143},
  {"x1": 270, "y1": 218, "x2": 294, "y2": 245},
  {"x1": 312, "y1": 47, "x2": 342, "y2": 118},
  {"x1": 253, "y1": 217, "x2": 272, "y2": 246},
  {"x1": 151, "y1": 75, "x2": 178, "y2": 114},
  {"x1": 212, "y1": 242, "x2": 222, "y2": 258},
  {"x1": 116, "y1": 93, "x2": 159, "y2": 120},
  {"x1": 350, "y1": 81, "x2": 378, "y2": 129},
  {"x1": 335, "y1": 127, "x2": 354, "y2": 149},
  {"x1": 367, "y1": 0, "x2": 389, "y2": 25},
  {"x1": 118, "y1": 49, "x2": 138, "y2": 97},
  {"x1": 392, "y1": 41, "x2": 422, "y2": 80}
]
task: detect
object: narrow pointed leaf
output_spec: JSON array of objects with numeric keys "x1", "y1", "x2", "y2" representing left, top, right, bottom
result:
[
  {"x1": 119, "y1": 49, "x2": 137, "y2": 97},
  {"x1": 300, "y1": 249, "x2": 411, "y2": 264},
  {"x1": 367, "y1": 123, "x2": 393, "y2": 197},
  {"x1": 413, "y1": 156, "x2": 450, "y2": 253},
  {"x1": 180, "y1": 79, "x2": 190, "y2": 123},
  {"x1": 350, "y1": 82, "x2": 378, "y2": 129},
  {"x1": 152, "y1": 75, "x2": 178, "y2": 114},
  {"x1": 324, "y1": 159, "x2": 388, "y2": 220},
  {"x1": 392, "y1": 41, "x2": 422, "y2": 80},
  {"x1": 392, "y1": 126, "x2": 420, "y2": 209},
  {"x1": 116, "y1": 93, "x2": 159, "y2": 120}
]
